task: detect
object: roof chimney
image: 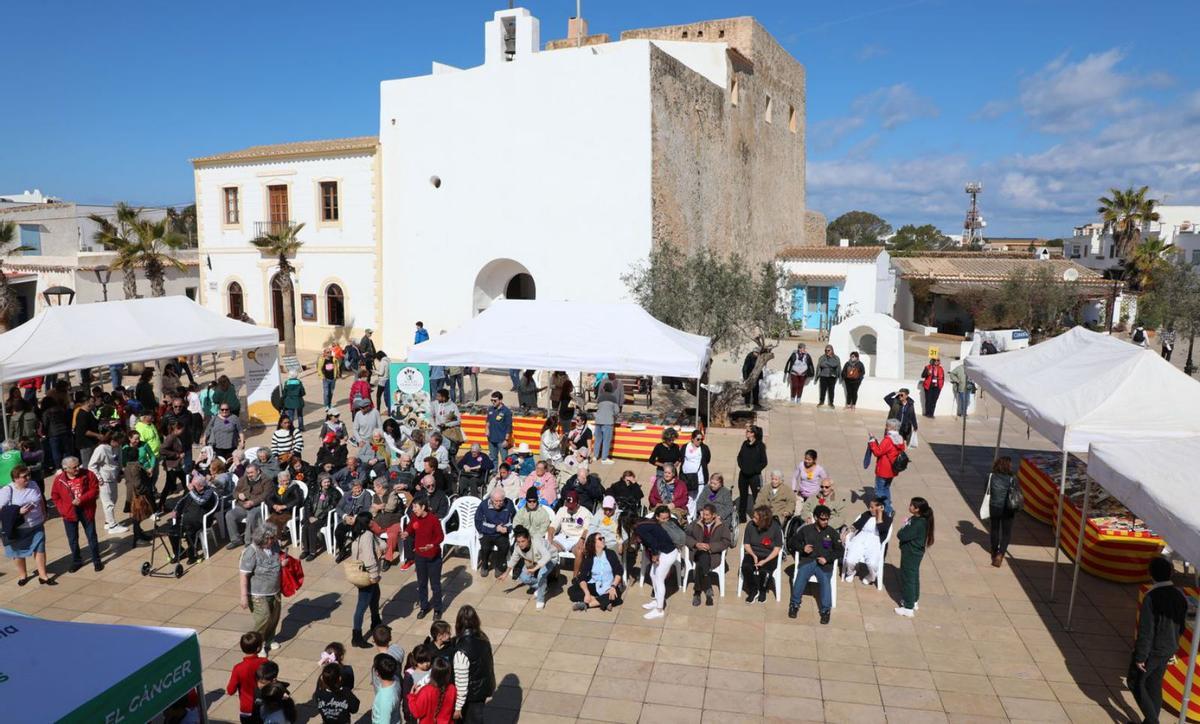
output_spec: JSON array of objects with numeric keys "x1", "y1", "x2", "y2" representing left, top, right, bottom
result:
[{"x1": 568, "y1": 16, "x2": 588, "y2": 43}]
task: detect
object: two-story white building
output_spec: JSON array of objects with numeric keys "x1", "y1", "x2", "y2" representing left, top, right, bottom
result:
[
  {"x1": 1068, "y1": 204, "x2": 1200, "y2": 271},
  {"x1": 193, "y1": 8, "x2": 817, "y2": 354},
  {"x1": 0, "y1": 200, "x2": 195, "y2": 327},
  {"x1": 191, "y1": 138, "x2": 380, "y2": 351}
]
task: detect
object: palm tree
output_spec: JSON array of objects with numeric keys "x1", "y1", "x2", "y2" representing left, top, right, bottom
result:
[
  {"x1": 1097, "y1": 186, "x2": 1160, "y2": 261},
  {"x1": 90, "y1": 203, "x2": 142, "y2": 299},
  {"x1": 0, "y1": 220, "x2": 34, "y2": 330},
  {"x1": 128, "y1": 217, "x2": 187, "y2": 297},
  {"x1": 1127, "y1": 237, "x2": 1173, "y2": 291},
  {"x1": 91, "y1": 204, "x2": 187, "y2": 298},
  {"x1": 250, "y1": 222, "x2": 304, "y2": 355}
]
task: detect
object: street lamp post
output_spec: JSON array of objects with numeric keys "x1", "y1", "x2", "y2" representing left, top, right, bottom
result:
[
  {"x1": 93, "y1": 265, "x2": 113, "y2": 302},
  {"x1": 41, "y1": 286, "x2": 75, "y2": 307},
  {"x1": 1186, "y1": 331, "x2": 1197, "y2": 376}
]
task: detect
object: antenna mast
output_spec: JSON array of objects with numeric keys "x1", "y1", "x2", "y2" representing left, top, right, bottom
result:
[{"x1": 963, "y1": 182, "x2": 985, "y2": 248}]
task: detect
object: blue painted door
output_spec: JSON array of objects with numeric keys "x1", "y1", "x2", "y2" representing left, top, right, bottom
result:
[
  {"x1": 791, "y1": 287, "x2": 805, "y2": 322},
  {"x1": 828, "y1": 285, "x2": 840, "y2": 323},
  {"x1": 802, "y1": 286, "x2": 842, "y2": 329}
]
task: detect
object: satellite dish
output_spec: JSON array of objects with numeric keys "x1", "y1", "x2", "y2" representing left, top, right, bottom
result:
[{"x1": 1062, "y1": 268, "x2": 1080, "y2": 282}]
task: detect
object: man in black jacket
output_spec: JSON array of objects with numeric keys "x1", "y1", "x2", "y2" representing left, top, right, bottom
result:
[
  {"x1": 1130, "y1": 556, "x2": 1188, "y2": 724},
  {"x1": 787, "y1": 504, "x2": 843, "y2": 624}
]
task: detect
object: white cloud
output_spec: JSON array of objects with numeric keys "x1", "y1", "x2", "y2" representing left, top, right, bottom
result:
[
  {"x1": 971, "y1": 99, "x2": 1010, "y2": 121},
  {"x1": 810, "y1": 83, "x2": 938, "y2": 150},
  {"x1": 1017, "y1": 49, "x2": 1170, "y2": 133},
  {"x1": 856, "y1": 44, "x2": 888, "y2": 62}
]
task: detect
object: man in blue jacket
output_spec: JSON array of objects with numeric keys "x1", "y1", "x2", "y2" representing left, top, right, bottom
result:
[
  {"x1": 486, "y1": 392, "x2": 513, "y2": 468},
  {"x1": 474, "y1": 486, "x2": 516, "y2": 577}
]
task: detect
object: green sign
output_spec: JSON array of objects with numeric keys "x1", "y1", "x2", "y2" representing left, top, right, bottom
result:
[{"x1": 61, "y1": 635, "x2": 201, "y2": 724}]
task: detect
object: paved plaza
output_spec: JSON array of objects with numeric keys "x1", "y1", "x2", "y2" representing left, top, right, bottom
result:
[{"x1": 0, "y1": 367, "x2": 1157, "y2": 723}]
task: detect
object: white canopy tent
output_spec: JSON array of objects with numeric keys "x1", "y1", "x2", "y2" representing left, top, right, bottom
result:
[
  {"x1": 407, "y1": 300, "x2": 712, "y2": 378},
  {"x1": 1088, "y1": 437, "x2": 1200, "y2": 724},
  {"x1": 0, "y1": 297, "x2": 281, "y2": 436},
  {"x1": 963, "y1": 327, "x2": 1200, "y2": 617},
  {"x1": 2, "y1": 610, "x2": 205, "y2": 723}
]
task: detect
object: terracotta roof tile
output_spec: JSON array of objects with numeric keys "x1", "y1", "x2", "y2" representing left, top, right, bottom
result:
[
  {"x1": 892, "y1": 256, "x2": 1105, "y2": 284},
  {"x1": 777, "y1": 246, "x2": 885, "y2": 261},
  {"x1": 191, "y1": 136, "x2": 378, "y2": 164}
]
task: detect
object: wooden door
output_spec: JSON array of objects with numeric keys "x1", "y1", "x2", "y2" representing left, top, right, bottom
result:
[
  {"x1": 268, "y1": 185, "x2": 289, "y2": 230},
  {"x1": 270, "y1": 274, "x2": 286, "y2": 341}
]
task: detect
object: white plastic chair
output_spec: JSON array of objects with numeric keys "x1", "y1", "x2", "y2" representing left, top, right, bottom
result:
[
  {"x1": 441, "y1": 495, "x2": 481, "y2": 569},
  {"x1": 287, "y1": 482, "x2": 308, "y2": 549},
  {"x1": 736, "y1": 545, "x2": 784, "y2": 603},
  {"x1": 876, "y1": 523, "x2": 893, "y2": 591},
  {"x1": 637, "y1": 547, "x2": 684, "y2": 589},
  {"x1": 319, "y1": 509, "x2": 338, "y2": 558},
  {"x1": 200, "y1": 494, "x2": 223, "y2": 560},
  {"x1": 681, "y1": 546, "x2": 727, "y2": 597},
  {"x1": 806, "y1": 559, "x2": 839, "y2": 608}
]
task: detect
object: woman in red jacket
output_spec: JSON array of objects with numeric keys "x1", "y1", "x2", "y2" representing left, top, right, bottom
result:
[
  {"x1": 920, "y1": 357, "x2": 945, "y2": 418},
  {"x1": 649, "y1": 466, "x2": 689, "y2": 519},
  {"x1": 50, "y1": 456, "x2": 103, "y2": 573},
  {"x1": 401, "y1": 496, "x2": 445, "y2": 619},
  {"x1": 867, "y1": 420, "x2": 906, "y2": 517}
]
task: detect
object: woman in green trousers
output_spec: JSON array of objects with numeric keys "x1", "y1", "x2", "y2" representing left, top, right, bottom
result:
[{"x1": 895, "y1": 497, "x2": 934, "y2": 617}]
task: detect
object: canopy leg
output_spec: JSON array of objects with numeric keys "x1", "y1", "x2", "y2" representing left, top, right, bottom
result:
[
  {"x1": 990, "y1": 407, "x2": 1006, "y2": 469},
  {"x1": 0, "y1": 388, "x2": 7, "y2": 443},
  {"x1": 1183, "y1": 598, "x2": 1200, "y2": 724},
  {"x1": 1065, "y1": 476, "x2": 1090, "y2": 630},
  {"x1": 959, "y1": 400, "x2": 968, "y2": 473},
  {"x1": 1049, "y1": 449, "x2": 1069, "y2": 600}
]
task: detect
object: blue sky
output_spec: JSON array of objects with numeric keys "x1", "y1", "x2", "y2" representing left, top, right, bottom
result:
[{"x1": 3, "y1": 0, "x2": 1198, "y2": 237}]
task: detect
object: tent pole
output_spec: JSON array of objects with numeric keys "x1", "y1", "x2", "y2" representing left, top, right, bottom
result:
[
  {"x1": 959, "y1": 398, "x2": 968, "y2": 473},
  {"x1": 1064, "y1": 475, "x2": 1089, "y2": 631},
  {"x1": 1049, "y1": 447, "x2": 1069, "y2": 600},
  {"x1": 1183, "y1": 604, "x2": 1200, "y2": 724},
  {"x1": 990, "y1": 407, "x2": 1006, "y2": 468},
  {"x1": 0, "y1": 385, "x2": 7, "y2": 443}
]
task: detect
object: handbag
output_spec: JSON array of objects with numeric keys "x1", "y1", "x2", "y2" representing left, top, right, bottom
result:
[
  {"x1": 443, "y1": 424, "x2": 464, "y2": 444},
  {"x1": 908, "y1": 431, "x2": 920, "y2": 449},
  {"x1": 342, "y1": 538, "x2": 374, "y2": 588},
  {"x1": 979, "y1": 475, "x2": 993, "y2": 521},
  {"x1": 131, "y1": 493, "x2": 155, "y2": 523},
  {"x1": 1005, "y1": 481, "x2": 1024, "y2": 514},
  {"x1": 280, "y1": 552, "x2": 304, "y2": 597}
]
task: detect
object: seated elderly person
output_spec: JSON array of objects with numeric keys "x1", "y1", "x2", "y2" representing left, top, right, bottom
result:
[
  {"x1": 491, "y1": 462, "x2": 523, "y2": 504},
  {"x1": 390, "y1": 452, "x2": 418, "y2": 490},
  {"x1": 300, "y1": 473, "x2": 342, "y2": 561},
  {"x1": 698, "y1": 472, "x2": 735, "y2": 533},
  {"x1": 685, "y1": 502, "x2": 732, "y2": 607},
  {"x1": 648, "y1": 466, "x2": 688, "y2": 522},
  {"x1": 333, "y1": 455, "x2": 367, "y2": 493},
  {"x1": 165, "y1": 471, "x2": 218, "y2": 565},
  {"x1": 368, "y1": 476, "x2": 406, "y2": 570},
  {"x1": 315, "y1": 433, "x2": 348, "y2": 473},
  {"x1": 799, "y1": 478, "x2": 851, "y2": 530},
  {"x1": 264, "y1": 470, "x2": 304, "y2": 543},
  {"x1": 521, "y1": 461, "x2": 558, "y2": 510},
  {"x1": 754, "y1": 470, "x2": 797, "y2": 524},
  {"x1": 550, "y1": 490, "x2": 593, "y2": 558},
  {"x1": 559, "y1": 464, "x2": 604, "y2": 512},
  {"x1": 842, "y1": 498, "x2": 892, "y2": 586},
  {"x1": 416, "y1": 432, "x2": 450, "y2": 473},
  {"x1": 252, "y1": 446, "x2": 281, "y2": 482},
  {"x1": 334, "y1": 479, "x2": 374, "y2": 560},
  {"x1": 475, "y1": 487, "x2": 516, "y2": 577},
  {"x1": 457, "y1": 443, "x2": 493, "y2": 496},
  {"x1": 358, "y1": 430, "x2": 393, "y2": 477},
  {"x1": 223, "y1": 462, "x2": 272, "y2": 549}
]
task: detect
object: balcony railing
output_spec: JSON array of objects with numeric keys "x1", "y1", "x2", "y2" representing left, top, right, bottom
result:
[{"x1": 254, "y1": 220, "x2": 295, "y2": 237}]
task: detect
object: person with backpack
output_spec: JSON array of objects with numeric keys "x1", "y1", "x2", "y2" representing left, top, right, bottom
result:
[
  {"x1": 1131, "y1": 323, "x2": 1148, "y2": 348},
  {"x1": 281, "y1": 370, "x2": 307, "y2": 431},
  {"x1": 783, "y1": 343, "x2": 815, "y2": 404},
  {"x1": 985, "y1": 457, "x2": 1020, "y2": 568},
  {"x1": 867, "y1": 419, "x2": 907, "y2": 516},
  {"x1": 840, "y1": 352, "x2": 865, "y2": 409}
]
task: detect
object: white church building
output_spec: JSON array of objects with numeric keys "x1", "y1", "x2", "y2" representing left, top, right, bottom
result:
[{"x1": 192, "y1": 8, "x2": 815, "y2": 354}]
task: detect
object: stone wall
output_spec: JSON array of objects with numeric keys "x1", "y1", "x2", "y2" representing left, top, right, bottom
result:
[
  {"x1": 804, "y1": 209, "x2": 827, "y2": 248},
  {"x1": 636, "y1": 17, "x2": 808, "y2": 265}
]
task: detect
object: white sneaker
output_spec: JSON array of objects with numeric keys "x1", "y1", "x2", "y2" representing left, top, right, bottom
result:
[
  {"x1": 643, "y1": 608, "x2": 664, "y2": 620},
  {"x1": 863, "y1": 578, "x2": 875, "y2": 587},
  {"x1": 601, "y1": 459, "x2": 614, "y2": 465},
  {"x1": 269, "y1": 641, "x2": 280, "y2": 651},
  {"x1": 642, "y1": 601, "x2": 659, "y2": 610},
  {"x1": 914, "y1": 602, "x2": 919, "y2": 611},
  {"x1": 843, "y1": 575, "x2": 854, "y2": 583},
  {"x1": 535, "y1": 601, "x2": 545, "y2": 610},
  {"x1": 107, "y1": 524, "x2": 129, "y2": 534},
  {"x1": 894, "y1": 606, "x2": 914, "y2": 618}
]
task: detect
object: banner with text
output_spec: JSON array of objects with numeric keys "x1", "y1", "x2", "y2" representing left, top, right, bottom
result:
[
  {"x1": 244, "y1": 344, "x2": 282, "y2": 426},
  {"x1": 389, "y1": 362, "x2": 431, "y2": 430}
]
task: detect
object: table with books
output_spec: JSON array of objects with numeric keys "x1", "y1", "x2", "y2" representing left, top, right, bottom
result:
[{"x1": 1018, "y1": 454, "x2": 1165, "y2": 583}]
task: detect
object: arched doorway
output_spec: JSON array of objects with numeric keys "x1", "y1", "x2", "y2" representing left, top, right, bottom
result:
[
  {"x1": 270, "y1": 273, "x2": 291, "y2": 341},
  {"x1": 325, "y1": 283, "x2": 345, "y2": 326},
  {"x1": 227, "y1": 281, "x2": 244, "y2": 319},
  {"x1": 473, "y1": 259, "x2": 535, "y2": 315}
]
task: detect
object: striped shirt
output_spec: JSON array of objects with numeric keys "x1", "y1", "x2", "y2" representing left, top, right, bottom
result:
[{"x1": 270, "y1": 429, "x2": 303, "y2": 458}]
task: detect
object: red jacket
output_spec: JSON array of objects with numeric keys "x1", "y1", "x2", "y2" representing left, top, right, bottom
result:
[
  {"x1": 649, "y1": 479, "x2": 689, "y2": 510},
  {"x1": 350, "y1": 380, "x2": 372, "y2": 405},
  {"x1": 407, "y1": 683, "x2": 458, "y2": 724},
  {"x1": 51, "y1": 469, "x2": 100, "y2": 522},
  {"x1": 868, "y1": 436, "x2": 906, "y2": 479},
  {"x1": 921, "y1": 364, "x2": 944, "y2": 391},
  {"x1": 404, "y1": 512, "x2": 445, "y2": 560},
  {"x1": 226, "y1": 654, "x2": 269, "y2": 714}
]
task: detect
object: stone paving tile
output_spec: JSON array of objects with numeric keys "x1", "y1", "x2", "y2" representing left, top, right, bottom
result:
[{"x1": 1, "y1": 369, "x2": 1163, "y2": 723}]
